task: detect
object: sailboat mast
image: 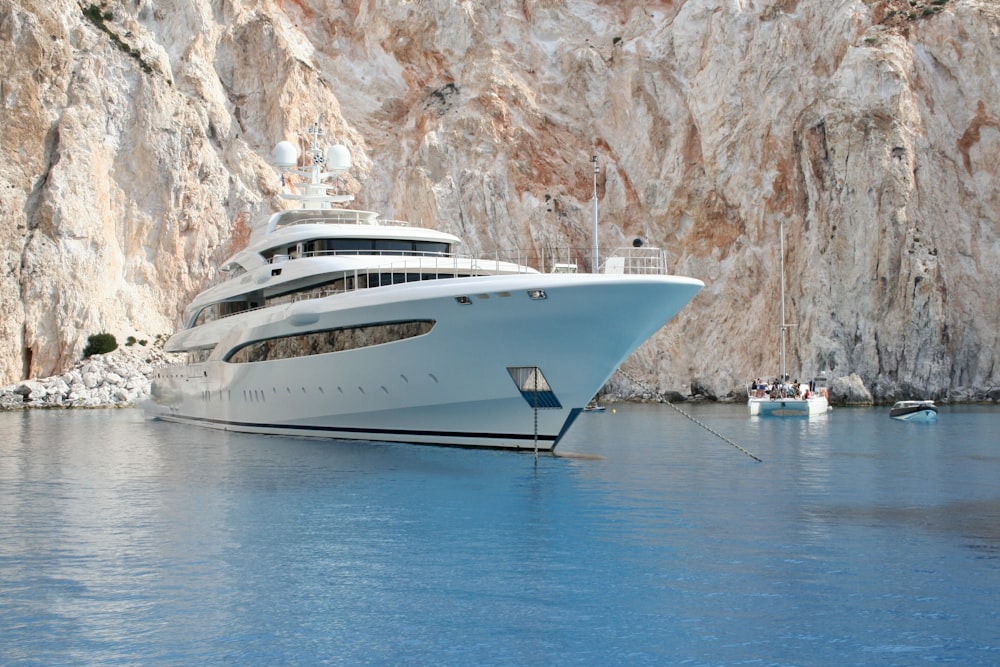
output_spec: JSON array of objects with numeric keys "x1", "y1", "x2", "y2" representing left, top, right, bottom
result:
[
  {"x1": 592, "y1": 155, "x2": 599, "y2": 273},
  {"x1": 779, "y1": 220, "x2": 787, "y2": 382}
]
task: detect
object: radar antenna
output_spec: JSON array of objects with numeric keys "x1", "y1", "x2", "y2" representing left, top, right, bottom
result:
[{"x1": 271, "y1": 121, "x2": 354, "y2": 210}]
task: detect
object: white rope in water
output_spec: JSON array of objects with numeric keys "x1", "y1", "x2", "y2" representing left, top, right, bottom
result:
[{"x1": 614, "y1": 369, "x2": 763, "y2": 463}]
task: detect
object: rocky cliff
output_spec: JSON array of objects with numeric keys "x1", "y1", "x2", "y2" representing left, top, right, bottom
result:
[{"x1": 1, "y1": 0, "x2": 997, "y2": 403}]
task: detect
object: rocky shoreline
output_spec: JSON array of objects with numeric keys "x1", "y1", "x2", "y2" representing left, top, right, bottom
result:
[
  {"x1": 0, "y1": 346, "x2": 183, "y2": 411},
  {"x1": 2, "y1": 345, "x2": 996, "y2": 411}
]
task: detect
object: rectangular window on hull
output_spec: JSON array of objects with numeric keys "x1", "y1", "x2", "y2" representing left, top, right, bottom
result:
[{"x1": 224, "y1": 320, "x2": 435, "y2": 363}]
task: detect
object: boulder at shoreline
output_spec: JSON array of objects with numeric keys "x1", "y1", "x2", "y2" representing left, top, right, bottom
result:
[{"x1": 0, "y1": 346, "x2": 183, "y2": 410}]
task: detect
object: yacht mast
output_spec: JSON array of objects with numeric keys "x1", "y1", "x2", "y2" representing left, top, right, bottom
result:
[
  {"x1": 779, "y1": 220, "x2": 787, "y2": 382},
  {"x1": 592, "y1": 155, "x2": 599, "y2": 273}
]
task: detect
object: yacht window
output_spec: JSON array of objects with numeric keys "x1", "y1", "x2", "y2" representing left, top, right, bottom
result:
[
  {"x1": 332, "y1": 239, "x2": 374, "y2": 254},
  {"x1": 267, "y1": 277, "x2": 351, "y2": 303},
  {"x1": 190, "y1": 306, "x2": 216, "y2": 328},
  {"x1": 225, "y1": 320, "x2": 435, "y2": 363},
  {"x1": 298, "y1": 238, "x2": 452, "y2": 257},
  {"x1": 221, "y1": 299, "x2": 256, "y2": 316},
  {"x1": 376, "y1": 239, "x2": 412, "y2": 254},
  {"x1": 415, "y1": 241, "x2": 449, "y2": 255},
  {"x1": 187, "y1": 348, "x2": 213, "y2": 364},
  {"x1": 190, "y1": 297, "x2": 258, "y2": 328},
  {"x1": 367, "y1": 272, "x2": 418, "y2": 287}
]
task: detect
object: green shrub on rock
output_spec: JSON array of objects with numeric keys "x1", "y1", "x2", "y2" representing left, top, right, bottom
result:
[{"x1": 83, "y1": 333, "x2": 118, "y2": 358}]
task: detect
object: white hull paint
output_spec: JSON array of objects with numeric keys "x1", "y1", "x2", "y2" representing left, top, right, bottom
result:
[
  {"x1": 152, "y1": 273, "x2": 702, "y2": 450},
  {"x1": 748, "y1": 395, "x2": 830, "y2": 417}
]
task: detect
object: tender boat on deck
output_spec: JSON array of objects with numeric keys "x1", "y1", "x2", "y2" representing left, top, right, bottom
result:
[
  {"x1": 889, "y1": 400, "x2": 938, "y2": 422},
  {"x1": 149, "y1": 125, "x2": 703, "y2": 450}
]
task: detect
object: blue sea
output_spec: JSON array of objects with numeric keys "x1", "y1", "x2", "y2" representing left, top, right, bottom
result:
[{"x1": 1, "y1": 402, "x2": 997, "y2": 666}]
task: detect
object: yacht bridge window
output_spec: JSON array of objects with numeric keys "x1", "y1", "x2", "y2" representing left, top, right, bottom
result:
[{"x1": 263, "y1": 239, "x2": 451, "y2": 261}]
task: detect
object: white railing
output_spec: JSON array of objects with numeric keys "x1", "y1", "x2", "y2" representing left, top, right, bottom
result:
[
  {"x1": 599, "y1": 247, "x2": 668, "y2": 275},
  {"x1": 267, "y1": 245, "x2": 670, "y2": 275},
  {"x1": 198, "y1": 245, "x2": 673, "y2": 326}
]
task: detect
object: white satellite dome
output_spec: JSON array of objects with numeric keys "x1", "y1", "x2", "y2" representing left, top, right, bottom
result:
[
  {"x1": 272, "y1": 141, "x2": 298, "y2": 168},
  {"x1": 325, "y1": 144, "x2": 352, "y2": 173}
]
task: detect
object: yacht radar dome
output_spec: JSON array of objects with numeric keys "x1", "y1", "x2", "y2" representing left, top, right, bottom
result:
[
  {"x1": 272, "y1": 141, "x2": 298, "y2": 168},
  {"x1": 326, "y1": 144, "x2": 352, "y2": 173}
]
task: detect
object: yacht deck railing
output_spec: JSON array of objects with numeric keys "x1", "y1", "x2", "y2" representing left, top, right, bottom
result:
[
  {"x1": 274, "y1": 246, "x2": 670, "y2": 276},
  {"x1": 193, "y1": 245, "x2": 673, "y2": 327}
]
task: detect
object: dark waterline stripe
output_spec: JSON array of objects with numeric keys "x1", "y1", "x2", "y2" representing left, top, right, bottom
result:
[{"x1": 157, "y1": 413, "x2": 563, "y2": 447}]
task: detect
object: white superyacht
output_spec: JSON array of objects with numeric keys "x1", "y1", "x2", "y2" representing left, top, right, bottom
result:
[{"x1": 150, "y1": 127, "x2": 703, "y2": 450}]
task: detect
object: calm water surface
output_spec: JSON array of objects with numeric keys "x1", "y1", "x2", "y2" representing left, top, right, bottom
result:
[{"x1": 1, "y1": 403, "x2": 998, "y2": 666}]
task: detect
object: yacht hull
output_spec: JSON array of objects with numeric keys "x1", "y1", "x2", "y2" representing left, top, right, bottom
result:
[{"x1": 150, "y1": 273, "x2": 702, "y2": 450}]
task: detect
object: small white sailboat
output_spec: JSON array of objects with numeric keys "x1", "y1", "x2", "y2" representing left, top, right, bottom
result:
[
  {"x1": 747, "y1": 375, "x2": 829, "y2": 416},
  {"x1": 747, "y1": 221, "x2": 829, "y2": 417}
]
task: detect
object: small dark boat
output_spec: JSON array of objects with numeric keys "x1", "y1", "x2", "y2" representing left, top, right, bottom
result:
[{"x1": 889, "y1": 400, "x2": 938, "y2": 422}]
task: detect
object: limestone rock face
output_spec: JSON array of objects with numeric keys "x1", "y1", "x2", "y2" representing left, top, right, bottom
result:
[
  {"x1": 1, "y1": 0, "x2": 998, "y2": 403},
  {"x1": 831, "y1": 373, "x2": 875, "y2": 406}
]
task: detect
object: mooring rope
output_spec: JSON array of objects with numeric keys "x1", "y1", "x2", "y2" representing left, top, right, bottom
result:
[
  {"x1": 614, "y1": 369, "x2": 763, "y2": 463},
  {"x1": 533, "y1": 371, "x2": 539, "y2": 464}
]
